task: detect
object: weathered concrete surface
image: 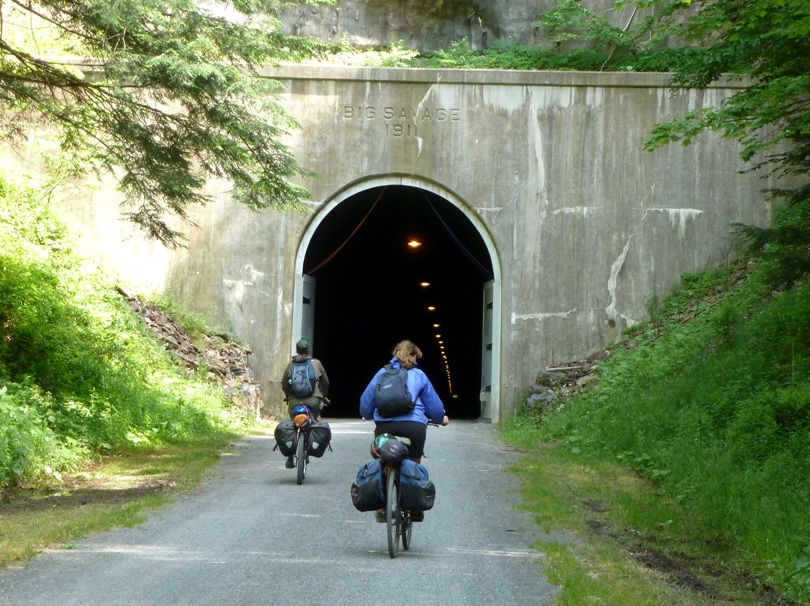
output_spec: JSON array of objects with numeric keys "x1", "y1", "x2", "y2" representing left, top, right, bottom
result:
[
  {"x1": 276, "y1": 0, "x2": 625, "y2": 52},
  {"x1": 55, "y1": 66, "x2": 778, "y2": 421}
]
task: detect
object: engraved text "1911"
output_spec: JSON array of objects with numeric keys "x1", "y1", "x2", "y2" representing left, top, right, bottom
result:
[{"x1": 343, "y1": 105, "x2": 461, "y2": 137}]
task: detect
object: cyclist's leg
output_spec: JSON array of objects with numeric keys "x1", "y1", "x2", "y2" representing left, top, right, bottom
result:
[{"x1": 281, "y1": 401, "x2": 295, "y2": 467}]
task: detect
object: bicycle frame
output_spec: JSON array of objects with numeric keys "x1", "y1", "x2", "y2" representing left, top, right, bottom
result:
[
  {"x1": 383, "y1": 460, "x2": 412, "y2": 558},
  {"x1": 292, "y1": 407, "x2": 314, "y2": 485},
  {"x1": 372, "y1": 423, "x2": 441, "y2": 557},
  {"x1": 374, "y1": 434, "x2": 414, "y2": 558}
]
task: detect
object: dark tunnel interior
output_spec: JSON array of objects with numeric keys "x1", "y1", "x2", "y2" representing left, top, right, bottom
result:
[{"x1": 302, "y1": 185, "x2": 493, "y2": 420}]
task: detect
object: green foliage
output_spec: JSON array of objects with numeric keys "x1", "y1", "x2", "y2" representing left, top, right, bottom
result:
[
  {"x1": 0, "y1": 383, "x2": 80, "y2": 486},
  {"x1": 517, "y1": 262, "x2": 810, "y2": 601},
  {"x1": 537, "y1": 0, "x2": 647, "y2": 68},
  {"x1": 0, "y1": 174, "x2": 249, "y2": 487},
  {"x1": 403, "y1": 39, "x2": 612, "y2": 72},
  {"x1": 313, "y1": 39, "x2": 420, "y2": 67},
  {"x1": 733, "y1": 183, "x2": 810, "y2": 289},
  {"x1": 0, "y1": 0, "x2": 334, "y2": 246}
]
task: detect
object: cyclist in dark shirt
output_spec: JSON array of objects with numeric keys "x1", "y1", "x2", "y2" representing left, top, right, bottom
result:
[{"x1": 281, "y1": 338, "x2": 330, "y2": 468}]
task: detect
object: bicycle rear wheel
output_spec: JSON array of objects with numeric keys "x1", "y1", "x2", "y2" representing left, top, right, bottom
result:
[
  {"x1": 385, "y1": 468, "x2": 401, "y2": 558},
  {"x1": 296, "y1": 431, "x2": 307, "y2": 485}
]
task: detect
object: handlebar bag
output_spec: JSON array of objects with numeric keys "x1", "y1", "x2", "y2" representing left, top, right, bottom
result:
[{"x1": 399, "y1": 459, "x2": 436, "y2": 512}]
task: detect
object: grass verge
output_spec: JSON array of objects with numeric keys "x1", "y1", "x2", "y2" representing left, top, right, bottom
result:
[
  {"x1": 0, "y1": 428, "x2": 270, "y2": 569},
  {"x1": 504, "y1": 429, "x2": 798, "y2": 605}
]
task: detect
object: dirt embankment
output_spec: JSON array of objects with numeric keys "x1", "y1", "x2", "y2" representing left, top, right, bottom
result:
[
  {"x1": 525, "y1": 348, "x2": 611, "y2": 415},
  {"x1": 118, "y1": 288, "x2": 264, "y2": 419}
]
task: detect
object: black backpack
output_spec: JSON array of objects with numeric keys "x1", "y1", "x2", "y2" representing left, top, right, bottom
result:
[
  {"x1": 288, "y1": 359, "x2": 316, "y2": 397},
  {"x1": 374, "y1": 364, "x2": 415, "y2": 418}
]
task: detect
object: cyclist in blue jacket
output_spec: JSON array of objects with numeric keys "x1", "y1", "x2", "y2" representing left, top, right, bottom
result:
[{"x1": 360, "y1": 339, "x2": 449, "y2": 465}]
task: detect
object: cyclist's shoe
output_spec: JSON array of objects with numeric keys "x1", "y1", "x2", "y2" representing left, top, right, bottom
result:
[
  {"x1": 285, "y1": 456, "x2": 295, "y2": 469},
  {"x1": 374, "y1": 509, "x2": 386, "y2": 523},
  {"x1": 410, "y1": 511, "x2": 424, "y2": 522}
]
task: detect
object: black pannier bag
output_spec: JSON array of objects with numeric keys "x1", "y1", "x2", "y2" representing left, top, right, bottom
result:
[
  {"x1": 273, "y1": 419, "x2": 297, "y2": 457},
  {"x1": 351, "y1": 459, "x2": 385, "y2": 512},
  {"x1": 307, "y1": 421, "x2": 331, "y2": 458},
  {"x1": 398, "y1": 459, "x2": 436, "y2": 511}
]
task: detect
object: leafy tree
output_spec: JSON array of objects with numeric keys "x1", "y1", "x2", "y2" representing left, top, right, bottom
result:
[
  {"x1": 540, "y1": 0, "x2": 810, "y2": 287},
  {"x1": 0, "y1": 0, "x2": 332, "y2": 246}
]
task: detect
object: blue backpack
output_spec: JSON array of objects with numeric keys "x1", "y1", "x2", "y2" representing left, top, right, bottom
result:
[{"x1": 288, "y1": 360, "x2": 316, "y2": 397}]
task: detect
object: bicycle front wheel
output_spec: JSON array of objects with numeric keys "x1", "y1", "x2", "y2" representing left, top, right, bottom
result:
[
  {"x1": 385, "y1": 468, "x2": 401, "y2": 558},
  {"x1": 296, "y1": 431, "x2": 307, "y2": 485}
]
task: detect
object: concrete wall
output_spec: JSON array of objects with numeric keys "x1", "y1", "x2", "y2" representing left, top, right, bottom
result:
[{"x1": 56, "y1": 67, "x2": 776, "y2": 421}]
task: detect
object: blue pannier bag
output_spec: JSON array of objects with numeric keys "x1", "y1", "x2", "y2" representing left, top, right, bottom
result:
[
  {"x1": 399, "y1": 459, "x2": 436, "y2": 511},
  {"x1": 351, "y1": 459, "x2": 385, "y2": 512}
]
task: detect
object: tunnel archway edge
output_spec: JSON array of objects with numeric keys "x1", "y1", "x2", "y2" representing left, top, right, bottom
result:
[{"x1": 292, "y1": 175, "x2": 503, "y2": 423}]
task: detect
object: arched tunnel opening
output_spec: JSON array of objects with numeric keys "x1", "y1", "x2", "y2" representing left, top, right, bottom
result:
[{"x1": 302, "y1": 185, "x2": 494, "y2": 420}]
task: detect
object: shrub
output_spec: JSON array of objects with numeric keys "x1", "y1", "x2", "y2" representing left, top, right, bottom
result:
[{"x1": 0, "y1": 173, "x2": 247, "y2": 487}]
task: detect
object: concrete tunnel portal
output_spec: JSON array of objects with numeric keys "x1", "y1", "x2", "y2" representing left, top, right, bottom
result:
[{"x1": 297, "y1": 184, "x2": 496, "y2": 420}]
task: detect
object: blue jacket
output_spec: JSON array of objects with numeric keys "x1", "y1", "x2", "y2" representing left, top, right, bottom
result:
[{"x1": 359, "y1": 358, "x2": 446, "y2": 425}]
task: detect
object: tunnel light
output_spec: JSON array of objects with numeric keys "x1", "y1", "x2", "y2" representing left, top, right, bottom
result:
[
  {"x1": 408, "y1": 240, "x2": 422, "y2": 248},
  {"x1": 433, "y1": 323, "x2": 440, "y2": 328},
  {"x1": 435, "y1": 334, "x2": 441, "y2": 338},
  {"x1": 420, "y1": 282, "x2": 430, "y2": 287},
  {"x1": 427, "y1": 306, "x2": 436, "y2": 311}
]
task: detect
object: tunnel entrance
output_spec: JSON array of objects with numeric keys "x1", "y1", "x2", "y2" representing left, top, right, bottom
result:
[{"x1": 296, "y1": 184, "x2": 495, "y2": 420}]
